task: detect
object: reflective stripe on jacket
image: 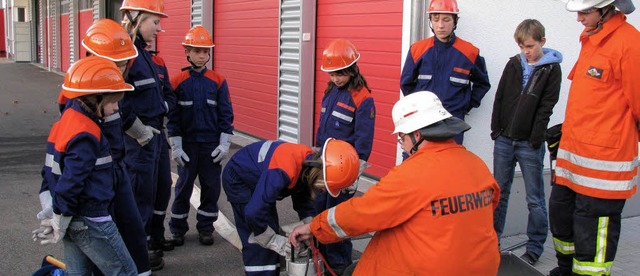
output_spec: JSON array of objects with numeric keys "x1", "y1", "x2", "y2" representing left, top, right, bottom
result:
[
  {"x1": 42, "y1": 101, "x2": 115, "y2": 217},
  {"x1": 315, "y1": 86, "x2": 375, "y2": 161},
  {"x1": 167, "y1": 67, "x2": 234, "y2": 143},
  {"x1": 223, "y1": 141, "x2": 315, "y2": 235},
  {"x1": 400, "y1": 34, "x2": 490, "y2": 115},
  {"x1": 556, "y1": 13, "x2": 640, "y2": 199},
  {"x1": 310, "y1": 140, "x2": 500, "y2": 275}
]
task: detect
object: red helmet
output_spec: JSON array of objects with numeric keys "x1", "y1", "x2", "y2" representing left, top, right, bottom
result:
[
  {"x1": 82, "y1": 19, "x2": 138, "y2": 62},
  {"x1": 428, "y1": 0, "x2": 460, "y2": 14},
  {"x1": 182, "y1": 26, "x2": 214, "y2": 48},
  {"x1": 120, "y1": 0, "x2": 168, "y2": 18},
  {"x1": 61, "y1": 56, "x2": 134, "y2": 99},
  {"x1": 322, "y1": 138, "x2": 360, "y2": 197},
  {"x1": 320, "y1": 39, "x2": 360, "y2": 72}
]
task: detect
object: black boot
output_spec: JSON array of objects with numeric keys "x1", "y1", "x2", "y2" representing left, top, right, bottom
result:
[
  {"x1": 149, "y1": 250, "x2": 164, "y2": 271},
  {"x1": 170, "y1": 233, "x2": 185, "y2": 246},
  {"x1": 198, "y1": 232, "x2": 214, "y2": 246}
]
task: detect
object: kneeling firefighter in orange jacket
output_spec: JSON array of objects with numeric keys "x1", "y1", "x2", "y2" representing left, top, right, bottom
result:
[{"x1": 289, "y1": 91, "x2": 501, "y2": 275}]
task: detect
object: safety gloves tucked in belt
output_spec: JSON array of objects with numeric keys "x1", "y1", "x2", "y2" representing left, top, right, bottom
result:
[
  {"x1": 125, "y1": 118, "x2": 160, "y2": 147},
  {"x1": 249, "y1": 227, "x2": 291, "y2": 257},
  {"x1": 169, "y1": 136, "x2": 190, "y2": 167},
  {"x1": 211, "y1": 132, "x2": 233, "y2": 164},
  {"x1": 343, "y1": 159, "x2": 369, "y2": 195},
  {"x1": 38, "y1": 214, "x2": 72, "y2": 245}
]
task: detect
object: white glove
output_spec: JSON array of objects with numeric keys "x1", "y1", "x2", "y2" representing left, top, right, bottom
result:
[
  {"x1": 169, "y1": 136, "x2": 190, "y2": 167},
  {"x1": 211, "y1": 132, "x2": 233, "y2": 164},
  {"x1": 40, "y1": 214, "x2": 72, "y2": 245},
  {"x1": 32, "y1": 218, "x2": 53, "y2": 241},
  {"x1": 36, "y1": 191, "x2": 53, "y2": 220},
  {"x1": 249, "y1": 227, "x2": 291, "y2": 257},
  {"x1": 125, "y1": 118, "x2": 160, "y2": 146}
]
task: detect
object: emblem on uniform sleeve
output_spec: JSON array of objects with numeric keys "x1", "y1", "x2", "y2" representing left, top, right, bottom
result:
[{"x1": 586, "y1": 66, "x2": 603, "y2": 79}]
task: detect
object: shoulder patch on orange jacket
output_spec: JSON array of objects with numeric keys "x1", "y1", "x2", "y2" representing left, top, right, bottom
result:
[
  {"x1": 171, "y1": 70, "x2": 191, "y2": 91},
  {"x1": 204, "y1": 70, "x2": 226, "y2": 90},
  {"x1": 269, "y1": 143, "x2": 313, "y2": 189},
  {"x1": 350, "y1": 87, "x2": 372, "y2": 109},
  {"x1": 49, "y1": 108, "x2": 101, "y2": 152},
  {"x1": 410, "y1": 38, "x2": 435, "y2": 63},
  {"x1": 452, "y1": 37, "x2": 480, "y2": 64}
]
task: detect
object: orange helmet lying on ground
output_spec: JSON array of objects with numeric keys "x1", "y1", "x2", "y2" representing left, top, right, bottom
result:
[
  {"x1": 322, "y1": 138, "x2": 359, "y2": 197},
  {"x1": 320, "y1": 38, "x2": 360, "y2": 72},
  {"x1": 82, "y1": 18, "x2": 138, "y2": 62},
  {"x1": 61, "y1": 56, "x2": 134, "y2": 99},
  {"x1": 182, "y1": 25, "x2": 214, "y2": 48}
]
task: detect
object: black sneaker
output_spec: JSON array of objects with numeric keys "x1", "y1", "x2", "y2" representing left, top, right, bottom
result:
[
  {"x1": 198, "y1": 232, "x2": 214, "y2": 246},
  {"x1": 170, "y1": 233, "x2": 185, "y2": 246},
  {"x1": 520, "y1": 251, "x2": 539, "y2": 266},
  {"x1": 548, "y1": 266, "x2": 571, "y2": 276}
]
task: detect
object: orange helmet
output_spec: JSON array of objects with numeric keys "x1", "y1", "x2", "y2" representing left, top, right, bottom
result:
[
  {"x1": 61, "y1": 56, "x2": 134, "y2": 99},
  {"x1": 120, "y1": 0, "x2": 168, "y2": 18},
  {"x1": 428, "y1": 0, "x2": 460, "y2": 14},
  {"x1": 182, "y1": 26, "x2": 214, "y2": 48},
  {"x1": 322, "y1": 138, "x2": 359, "y2": 197},
  {"x1": 82, "y1": 19, "x2": 138, "y2": 62},
  {"x1": 320, "y1": 39, "x2": 360, "y2": 72}
]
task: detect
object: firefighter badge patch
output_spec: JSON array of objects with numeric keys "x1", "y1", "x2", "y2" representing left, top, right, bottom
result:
[{"x1": 586, "y1": 66, "x2": 603, "y2": 79}]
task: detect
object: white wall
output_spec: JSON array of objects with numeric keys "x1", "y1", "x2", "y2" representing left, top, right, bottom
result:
[{"x1": 455, "y1": 0, "x2": 640, "y2": 172}]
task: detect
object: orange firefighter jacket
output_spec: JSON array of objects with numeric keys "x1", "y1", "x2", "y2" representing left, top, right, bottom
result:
[
  {"x1": 310, "y1": 140, "x2": 500, "y2": 275},
  {"x1": 556, "y1": 13, "x2": 640, "y2": 199}
]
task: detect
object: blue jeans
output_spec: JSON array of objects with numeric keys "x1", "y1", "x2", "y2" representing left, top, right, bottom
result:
[
  {"x1": 63, "y1": 217, "x2": 137, "y2": 276},
  {"x1": 493, "y1": 136, "x2": 548, "y2": 257}
]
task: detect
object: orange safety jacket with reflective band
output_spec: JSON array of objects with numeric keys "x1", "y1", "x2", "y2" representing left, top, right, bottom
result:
[
  {"x1": 310, "y1": 140, "x2": 500, "y2": 275},
  {"x1": 556, "y1": 13, "x2": 640, "y2": 199}
]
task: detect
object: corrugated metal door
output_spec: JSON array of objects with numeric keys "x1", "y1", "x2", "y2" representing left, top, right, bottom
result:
[
  {"x1": 49, "y1": 0, "x2": 59, "y2": 71},
  {"x1": 39, "y1": 0, "x2": 46, "y2": 66},
  {"x1": 60, "y1": 1, "x2": 70, "y2": 72},
  {"x1": 214, "y1": 0, "x2": 280, "y2": 140},
  {"x1": 191, "y1": 0, "x2": 202, "y2": 26},
  {"x1": 277, "y1": 0, "x2": 315, "y2": 144},
  {"x1": 315, "y1": 0, "x2": 403, "y2": 177}
]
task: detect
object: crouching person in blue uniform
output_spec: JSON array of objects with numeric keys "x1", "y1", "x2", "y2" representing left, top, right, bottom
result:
[
  {"x1": 167, "y1": 25, "x2": 234, "y2": 246},
  {"x1": 34, "y1": 57, "x2": 137, "y2": 275},
  {"x1": 222, "y1": 138, "x2": 360, "y2": 276}
]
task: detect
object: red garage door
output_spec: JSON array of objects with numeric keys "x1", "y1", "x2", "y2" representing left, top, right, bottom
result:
[
  {"x1": 156, "y1": 0, "x2": 191, "y2": 77},
  {"x1": 213, "y1": 0, "x2": 280, "y2": 140},
  {"x1": 315, "y1": 0, "x2": 403, "y2": 177}
]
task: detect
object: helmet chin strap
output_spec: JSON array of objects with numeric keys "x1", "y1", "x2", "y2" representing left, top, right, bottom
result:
[
  {"x1": 409, "y1": 133, "x2": 425, "y2": 155},
  {"x1": 186, "y1": 54, "x2": 210, "y2": 70},
  {"x1": 588, "y1": 5, "x2": 614, "y2": 35}
]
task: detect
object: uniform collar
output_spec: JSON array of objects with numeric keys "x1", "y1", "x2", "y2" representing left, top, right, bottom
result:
[
  {"x1": 406, "y1": 139, "x2": 463, "y2": 161},
  {"x1": 189, "y1": 66, "x2": 208, "y2": 76},
  {"x1": 580, "y1": 12, "x2": 626, "y2": 46},
  {"x1": 68, "y1": 99, "x2": 102, "y2": 123}
]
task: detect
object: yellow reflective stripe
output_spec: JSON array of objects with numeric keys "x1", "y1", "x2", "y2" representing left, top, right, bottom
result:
[
  {"x1": 573, "y1": 259, "x2": 613, "y2": 275},
  {"x1": 327, "y1": 207, "x2": 348, "y2": 239},
  {"x1": 558, "y1": 148, "x2": 638, "y2": 172},
  {"x1": 553, "y1": 237, "x2": 575, "y2": 255},
  {"x1": 556, "y1": 167, "x2": 637, "y2": 191},
  {"x1": 596, "y1": 217, "x2": 608, "y2": 263}
]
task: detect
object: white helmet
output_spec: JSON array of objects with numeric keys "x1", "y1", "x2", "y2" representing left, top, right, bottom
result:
[
  {"x1": 392, "y1": 91, "x2": 451, "y2": 134},
  {"x1": 564, "y1": 0, "x2": 614, "y2": 11}
]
